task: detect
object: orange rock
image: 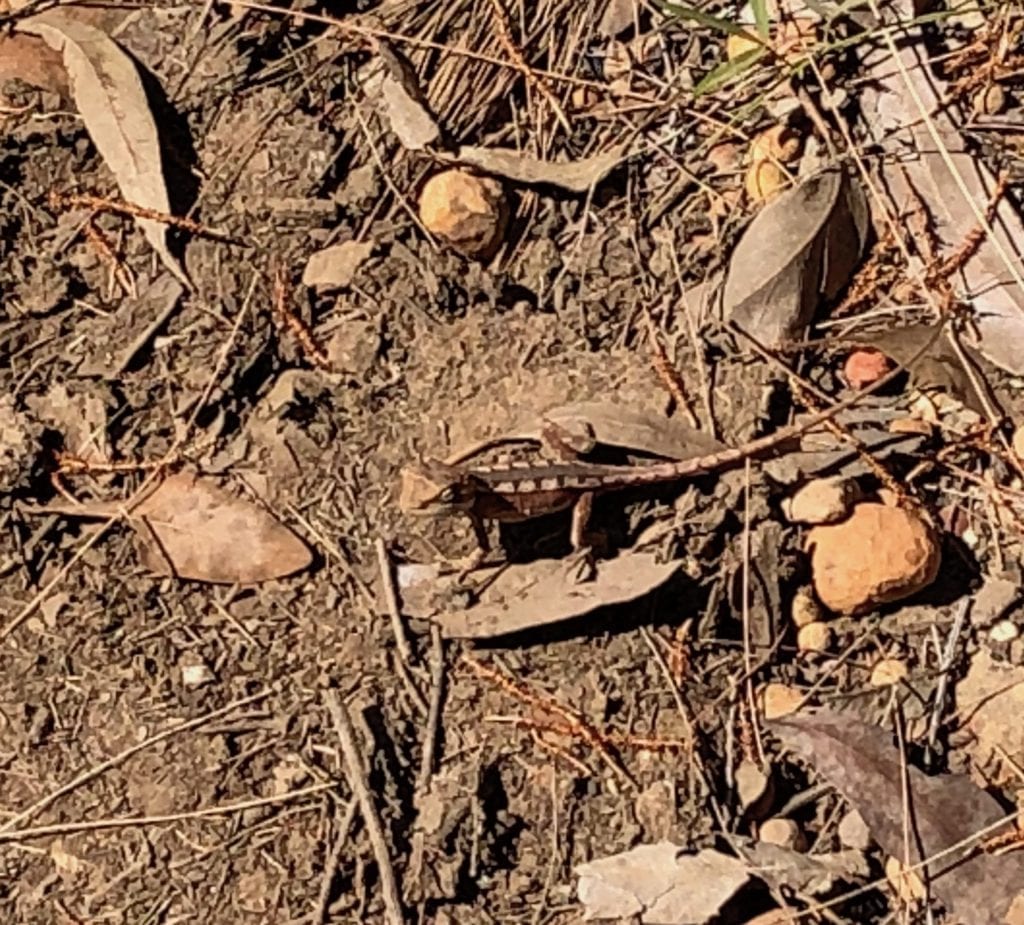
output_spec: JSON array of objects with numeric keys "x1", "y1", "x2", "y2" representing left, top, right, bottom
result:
[
  {"x1": 808, "y1": 503, "x2": 940, "y2": 615},
  {"x1": 418, "y1": 169, "x2": 507, "y2": 259},
  {"x1": 843, "y1": 348, "x2": 892, "y2": 389}
]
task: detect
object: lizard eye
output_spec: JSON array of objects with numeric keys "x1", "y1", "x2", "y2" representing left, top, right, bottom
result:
[{"x1": 438, "y1": 486, "x2": 458, "y2": 504}]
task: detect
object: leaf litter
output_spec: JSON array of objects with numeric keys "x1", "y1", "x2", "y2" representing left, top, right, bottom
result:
[
  {"x1": 857, "y1": 0, "x2": 1024, "y2": 374},
  {"x1": 20, "y1": 11, "x2": 191, "y2": 287},
  {"x1": 27, "y1": 470, "x2": 312, "y2": 584},
  {"x1": 772, "y1": 711, "x2": 1024, "y2": 925},
  {"x1": 5, "y1": 0, "x2": 1024, "y2": 922},
  {"x1": 399, "y1": 552, "x2": 679, "y2": 640}
]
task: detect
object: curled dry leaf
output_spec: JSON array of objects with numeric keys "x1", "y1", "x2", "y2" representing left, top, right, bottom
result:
[
  {"x1": 20, "y1": 11, "x2": 191, "y2": 288},
  {"x1": 771, "y1": 710, "x2": 1024, "y2": 925},
  {"x1": 29, "y1": 470, "x2": 312, "y2": 584},
  {"x1": 575, "y1": 842, "x2": 750, "y2": 924},
  {"x1": 400, "y1": 551, "x2": 678, "y2": 639},
  {"x1": 724, "y1": 167, "x2": 868, "y2": 346},
  {"x1": 451, "y1": 144, "x2": 628, "y2": 193}
]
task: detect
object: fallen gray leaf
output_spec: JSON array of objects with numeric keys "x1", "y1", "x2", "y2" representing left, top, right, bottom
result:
[
  {"x1": 771, "y1": 710, "x2": 1024, "y2": 925},
  {"x1": 858, "y1": 0, "x2": 1024, "y2": 375},
  {"x1": 452, "y1": 145, "x2": 627, "y2": 193},
  {"x1": 21, "y1": 12, "x2": 191, "y2": 288},
  {"x1": 302, "y1": 240, "x2": 374, "y2": 292},
  {"x1": 539, "y1": 401, "x2": 725, "y2": 460},
  {"x1": 743, "y1": 841, "x2": 869, "y2": 897},
  {"x1": 373, "y1": 41, "x2": 440, "y2": 150},
  {"x1": 576, "y1": 843, "x2": 750, "y2": 924},
  {"x1": 724, "y1": 167, "x2": 868, "y2": 346},
  {"x1": 402, "y1": 552, "x2": 679, "y2": 639}
]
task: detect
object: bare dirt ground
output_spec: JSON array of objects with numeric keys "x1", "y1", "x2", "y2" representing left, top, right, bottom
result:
[{"x1": 2, "y1": 1, "x2": 1024, "y2": 923}]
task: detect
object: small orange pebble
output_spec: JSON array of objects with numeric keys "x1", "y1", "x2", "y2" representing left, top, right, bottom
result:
[{"x1": 843, "y1": 348, "x2": 892, "y2": 389}]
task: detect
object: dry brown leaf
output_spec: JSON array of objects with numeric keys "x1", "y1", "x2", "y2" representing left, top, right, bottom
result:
[
  {"x1": 451, "y1": 145, "x2": 627, "y2": 193},
  {"x1": 401, "y1": 552, "x2": 678, "y2": 639},
  {"x1": 724, "y1": 167, "x2": 868, "y2": 346},
  {"x1": 29, "y1": 471, "x2": 312, "y2": 583},
  {"x1": 575, "y1": 843, "x2": 750, "y2": 923},
  {"x1": 20, "y1": 12, "x2": 191, "y2": 288},
  {"x1": 772, "y1": 710, "x2": 1024, "y2": 925},
  {"x1": 0, "y1": 33, "x2": 67, "y2": 94},
  {"x1": 859, "y1": 0, "x2": 1024, "y2": 375}
]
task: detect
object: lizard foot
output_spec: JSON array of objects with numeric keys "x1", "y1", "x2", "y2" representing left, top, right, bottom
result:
[{"x1": 562, "y1": 546, "x2": 598, "y2": 584}]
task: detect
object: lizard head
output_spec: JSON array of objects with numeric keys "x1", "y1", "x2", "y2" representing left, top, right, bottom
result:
[{"x1": 397, "y1": 459, "x2": 477, "y2": 515}]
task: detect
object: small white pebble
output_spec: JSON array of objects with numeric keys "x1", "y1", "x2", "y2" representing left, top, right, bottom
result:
[
  {"x1": 838, "y1": 809, "x2": 872, "y2": 851},
  {"x1": 759, "y1": 817, "x2": 805, "y2": 851},
  {"x1": 990, "y1": 619, "x2": 1020, "y2": 643},
  {"x1": 181, "y1": 663, "x2": 215, "y2": 688},
  {"x1": 783, "y1": 477, "x2": 859, "y2": 525}
]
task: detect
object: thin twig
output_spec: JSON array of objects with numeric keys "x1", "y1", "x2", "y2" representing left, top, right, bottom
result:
[
  {"x1": 323, "y1": 690, "x2": 404, "y2": 925},
  {"x1": 375, "y1": 537, "x2": 414, "y2": 665},
  {"x1": 416, "y1": 625, "x2": 445, "y2": 795},
  {"x1": 926, "y1": 598, "x2": 970, "y2": 756},
  {"x1": 0, "y1": 689, "x2": 270, "y2": 834},
  {"x1": 0, "y1": 782, "x2": 333, "y2": 843},
  {"x1": 313, "y1": 798, "x2": 359, "y2": 924}
]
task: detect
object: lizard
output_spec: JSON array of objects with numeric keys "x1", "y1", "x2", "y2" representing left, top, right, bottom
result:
[{"x1": 397, "y1": 370, "x2": 920, "y2": 561}]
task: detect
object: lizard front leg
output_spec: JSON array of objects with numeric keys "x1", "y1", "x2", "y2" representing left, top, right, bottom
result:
[{"x1": 566, "y1": 492, "x2": 598, "y2": 582}]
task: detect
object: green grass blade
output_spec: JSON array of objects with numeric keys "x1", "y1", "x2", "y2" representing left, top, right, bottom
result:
[
  {"x1": 655, "y1": 0, "x2": 765, "y2": 42},
  {"x1": 693, "y1": 46, "x2": 766, "y2": 96},
  {"x1": 749, "y1": 0, "x2": 771, "y2": 38}
]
